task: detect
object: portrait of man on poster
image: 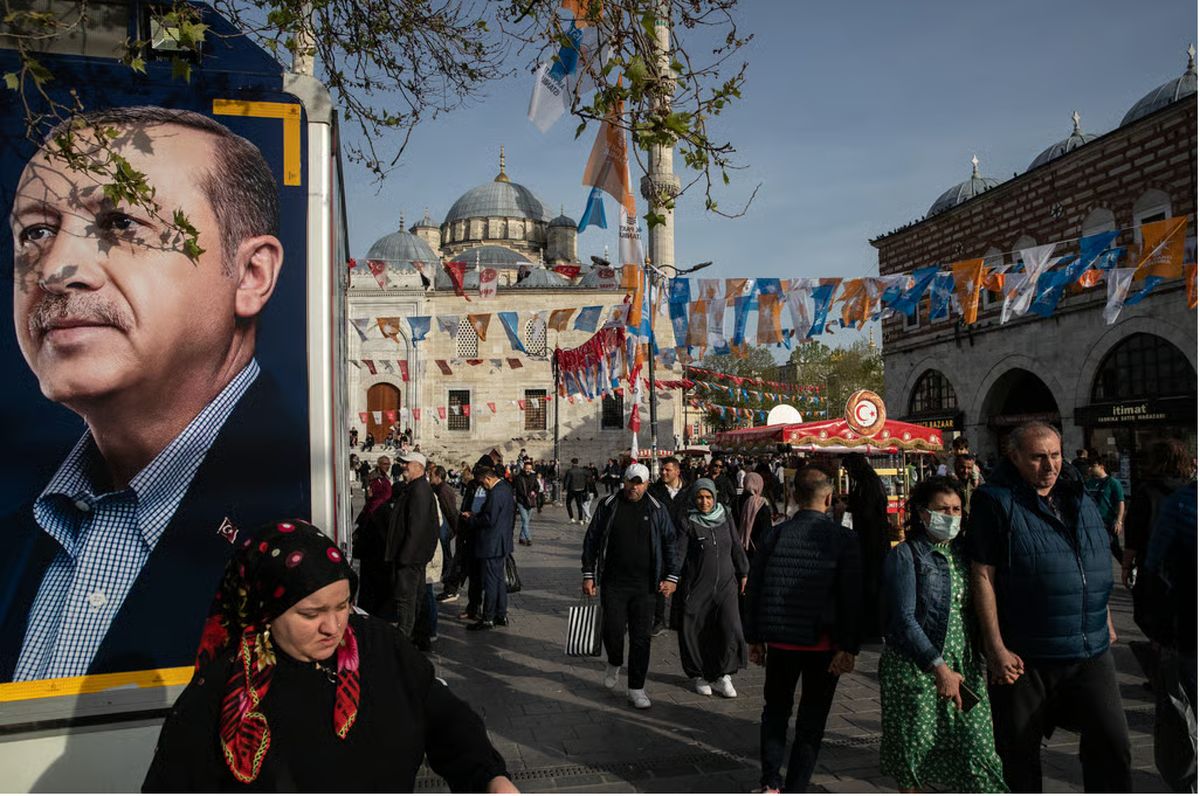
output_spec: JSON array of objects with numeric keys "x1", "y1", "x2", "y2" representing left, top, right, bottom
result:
[{"x1": 0, "y1": 106, "x2": 309, "y2": 682}]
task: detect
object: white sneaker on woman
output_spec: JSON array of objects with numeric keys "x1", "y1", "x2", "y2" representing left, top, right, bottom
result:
[
  {"x1": 693, "y1": 677, "x2": 713, "y2": 696},
  {"x1": 603, "y1": 663, "x2": 621, "y2": 689},
  {"x1": 628, "y1": 688, "x2": 652, "y2": 709},
  {"x1": 712, "y1": 674, "x2": 737, "y2": 698}
]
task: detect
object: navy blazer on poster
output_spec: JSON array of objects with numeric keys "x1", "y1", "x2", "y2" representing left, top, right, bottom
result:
[{"x1": 0, "y1": 373, "x2": 310, "y2": 682}]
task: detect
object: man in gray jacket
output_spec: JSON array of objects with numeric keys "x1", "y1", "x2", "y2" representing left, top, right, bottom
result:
[
  {"x1": 563, "y1": 458, "x2": 591, "y2": 524},
  {"x1": 385, "y1": 451, "x2": 439, "y2": 639}
]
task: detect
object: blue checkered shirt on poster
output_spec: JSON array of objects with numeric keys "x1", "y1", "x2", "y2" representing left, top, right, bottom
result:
[{"x1": 13, "y1": 360, "x2": 261, "y2": 681}]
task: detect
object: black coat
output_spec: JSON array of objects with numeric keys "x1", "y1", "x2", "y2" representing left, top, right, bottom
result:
[
  {"x1": 742, "y1": 509, "x2": 863, "y2": 653},
  {"x1": 142, "y1": 614, "x2": 507, "y2": 791},
  {"x1": 647, "y1": 479, "x2": 691, "y2": 532},
  {"x1": 512, "y1": 472, "x2": 540, "y2": 509},
  {"x1": 0, "y1": 373, "x2": 309, "y2": 681},
  {"x1": 385, "y1": 475, "x2": 439, "y2": 566}
]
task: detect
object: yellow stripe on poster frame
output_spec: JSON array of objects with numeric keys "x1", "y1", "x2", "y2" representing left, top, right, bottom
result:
[
  {"x1": 0, "y1": 666, "x2": 193, "y2": 702},
  {"x1": 212, "y1": 99, "x2": 302, "y2": 186}
]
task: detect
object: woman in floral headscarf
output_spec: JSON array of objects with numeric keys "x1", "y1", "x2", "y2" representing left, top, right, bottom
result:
[{"x1": 142, "y1": 520, "x2": 516, "y2": 792}]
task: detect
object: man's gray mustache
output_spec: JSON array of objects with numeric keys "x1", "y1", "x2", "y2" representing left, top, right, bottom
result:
[{"x1": 28, "y1": 294, "x2": 133, "y2": 337}]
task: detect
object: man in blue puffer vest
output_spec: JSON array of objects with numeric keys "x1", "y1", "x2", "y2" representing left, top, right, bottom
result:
[{"x1": 967, "y1": 421, "x2": 1131, "y2": 792}]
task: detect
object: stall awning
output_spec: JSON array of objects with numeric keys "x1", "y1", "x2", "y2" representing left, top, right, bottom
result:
[{"x1": 715, "y1": 418, "x2": 944, "y2": 455}]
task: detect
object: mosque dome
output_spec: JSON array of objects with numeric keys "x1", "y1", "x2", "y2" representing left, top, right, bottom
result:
[
  {"x1": 364, "y1": 219, "x2": 439, "y2": 270},
  {"x1": 515, "y1": 267, "x2": 573, "y2": 288},
  {"x1": 409, "y1": 209, "x2": 438, "y2": 232},
  {"x1": 1121, "y1": 45, "x2": 1197, "y2": 127},
  {"x1": 434, "y1": 245, "x2": 533, "y2": 290},
  {"x1": 926, "y1": 155, "x2": 1002, "y2": 218},
  {"x1": 443, "y1": 147, "x2": 551, "y2": 226},
  {"x1": 1027, "y1": 111, "x2": 1098, "y2": 171},
  {"x1": 549, "y1": 212, "x2": 578, "y2": 229}
]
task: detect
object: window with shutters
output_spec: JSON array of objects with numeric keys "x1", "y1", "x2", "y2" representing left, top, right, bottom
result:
[
  {"x1": 524, "y1": 389, "x2": 547, "y2": 430},
  {"x1": 448, "y1": 389, "x2": 470, "y2": 431},
  {"x1": 601, "y1": 392, "x2": 625, "y2": 430}
]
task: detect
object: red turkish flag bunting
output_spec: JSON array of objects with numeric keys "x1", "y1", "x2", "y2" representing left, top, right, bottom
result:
[
  {"x1": 384, "y1": 409, "x2": 397, "y2": 423},
  {"x1": 437, "y1": 407, "x2": 447, "y2": 419},
  {"x1": 435, "y1": 360, "x2": 453, "y2": 375},
  {"x1": 362, "y1": 359, "x2": 377, "y2": 375},
  {"x1": 443, "y1": 261, "x2": 470, "y2": 300},
  {"x1": 518, "y1": 399, "x2": 527, "y2": 410},
  {"x1": 462, "y1": 404, "x2": 471, "y2": 417},
  {"x1": 487, "y1": 401, "x2": 497, "y2": 414},
  {"x1": 398, "y1": 361, "x2": 409, "y2": 382},
  {"x1": 413, "y1": 408, "x2": 422, "y2": 421},
  {"x1": 507, "y1": 358, "x2": 523, "y2": 369},
  {"x1": 367, "y1": 259, "x2": 387, "y2": 289},
  {"x1": 358, "y1": 412, "x2": 369, "y2": 423}
]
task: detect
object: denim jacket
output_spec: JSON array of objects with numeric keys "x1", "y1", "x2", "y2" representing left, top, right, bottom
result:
[{"x1": 882, "y1": 534, "x2": 967, "y2": 671}]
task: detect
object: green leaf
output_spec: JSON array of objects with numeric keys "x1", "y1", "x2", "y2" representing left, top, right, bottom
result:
[
  {"x1": 129, "y1": 57, "x2": 146, "y2": 74},
  {"x1": 3, "y1": 72, "x2": 18, "y2": 90},
  {"x1": 171, "y1": 58, "x2": 192, "y2": 82},
  {"x1": 574, "y1": 120, "x2": 587, "y2": 139}
]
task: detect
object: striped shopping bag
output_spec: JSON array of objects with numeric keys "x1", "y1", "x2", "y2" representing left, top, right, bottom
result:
[{"x1": 564, "y1": 599, "x2": 602, "y2": 657}]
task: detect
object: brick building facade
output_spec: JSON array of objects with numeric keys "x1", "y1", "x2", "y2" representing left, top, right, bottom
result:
[{"x1": 870, "y1": 62, "x2": 1196, "y2": 480}]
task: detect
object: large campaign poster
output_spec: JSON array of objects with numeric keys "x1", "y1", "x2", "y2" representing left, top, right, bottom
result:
[{"x1": 0, "y1": 35, "x2": 312, "y2": 687}]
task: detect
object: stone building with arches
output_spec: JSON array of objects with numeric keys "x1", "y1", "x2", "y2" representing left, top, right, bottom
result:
[
  {"x1": 346, "y1": 150, "x2": 684, "y2": 467},
  {"x1": 871, "y1": 47, "x2": 1197, "y2": 481}
]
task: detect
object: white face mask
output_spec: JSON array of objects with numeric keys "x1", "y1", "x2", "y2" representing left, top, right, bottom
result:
[{"x1": 925, "y1": 511, "x2": 961, "y2": 542}]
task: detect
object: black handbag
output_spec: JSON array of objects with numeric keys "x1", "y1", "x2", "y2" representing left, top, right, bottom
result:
[{"x1": 504, "y1": 553, "x2": 522, "y2": 593}]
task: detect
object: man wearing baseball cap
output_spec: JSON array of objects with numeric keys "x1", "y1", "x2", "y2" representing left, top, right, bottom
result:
[
  {"x1": 385, "y1": 450, "x2": 439, "y2": 640},
  {"x1": 582, "y1": 462, "x2": 681, "y2": 709}
]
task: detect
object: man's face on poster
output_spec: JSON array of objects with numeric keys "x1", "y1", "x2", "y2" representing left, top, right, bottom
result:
[{"x1": 10, "y1": 123, "x2": 271, "y2": 412}]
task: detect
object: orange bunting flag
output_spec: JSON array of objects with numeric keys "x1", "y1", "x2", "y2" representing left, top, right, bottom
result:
[
  {"x1": 686, "y1": 300, "x2": 708, "y2": 347},
  {"x1": 467, "y1": 314, "x2": 491, "y2": 341},
  {"x1": 1187, "y1": 263, "x2": 1197, "y2": 309},
  {"x1": 582, "y1": 99, "x2": 636, "y2": 215},
  {"x1": 1077, "y1": 268, "x2": 1105, "y2": 289},
  {"x1": 756, "y1": 293, "x2": 784, "y2": 344},
  {"x1": 951, "y1": 258, "x2": 986, "y2": 325},
  {"x1": 1135, "y1": 216, "x2": 1187, "y2": 280},
  {"x1": 627, "y1": 266, "x2": 647, "y2": 328},
  {"x1": 725, "y1": 278, "x2": 751, "y2": 305},
  {"x1": 548, "y1": 308, "x2": 576, "y2": 331},
  {"x1": 376, "y1": 317, "x2": 402, "y2": 341},
  {"x1": 620, "y1": 263, "x2": 640, "y2": 290},
  {"x1": 982, "y1": 267, "x2": 1006, "y2": 295},
  {"x1": 837, "y1": 279, "x2": 868, "y2": 328}
]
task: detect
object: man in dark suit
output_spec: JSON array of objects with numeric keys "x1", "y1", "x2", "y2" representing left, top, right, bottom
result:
[
  {"x1": 2, "y1": 106, "x2": 304, "y2": 682},
  {"x1": 384, "y1": 451, "x2": 439, "y2": 640},
  {"x1": 463, "y1": 463, "x2": 515, "y2": 632}
]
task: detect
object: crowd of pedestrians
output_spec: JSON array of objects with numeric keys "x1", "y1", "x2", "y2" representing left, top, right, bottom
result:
[{"x1": 345, "y1": 423, "x2": 1195, "y2": 793}]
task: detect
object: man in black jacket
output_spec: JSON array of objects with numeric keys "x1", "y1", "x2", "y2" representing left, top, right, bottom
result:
[
  {"x1": 709, "y1": 458, "x2": 738, "y2": 509},
  {"x1": 513, "y1": 460, "x2": 540, "y2": 546},
  {"x1": 385, "y1": 451, "x2": 439, "y2": 640},
  {"x1": 463, "y1": 464, "x2": 516, "y2": 631},
  {"x1": 647, "y1": 456, "x2": 689, "y2": 636},
  {"x1": 582, "y1": 464, "x2": 680, "y2": 710},
  {"x1": 563, "y1": 458, "x2": 590, "y2": 524},
  {"x1": 743, "y1": 466, "x2": 862, "y2": 794}
]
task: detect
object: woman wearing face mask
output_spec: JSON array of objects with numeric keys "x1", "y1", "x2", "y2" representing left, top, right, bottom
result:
[
  {"x1": 143, "y1": 520, "x2": 516, "y2": 792},
  {"x1": 878, "y1": 477, "x2": 1007, "y2": 793}
]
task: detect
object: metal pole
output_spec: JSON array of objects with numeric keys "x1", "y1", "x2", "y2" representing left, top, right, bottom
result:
[
  {"x1": 553, "y1": 346, "x2": 561, "y2": 501},
  {"x1": 645, "y1": 260, "x2": 659, "y2": 479}
]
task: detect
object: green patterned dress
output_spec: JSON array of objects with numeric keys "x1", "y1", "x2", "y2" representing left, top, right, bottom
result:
[{"x1": 879, "y1": 543, "x2": 1007, "y2": 792}]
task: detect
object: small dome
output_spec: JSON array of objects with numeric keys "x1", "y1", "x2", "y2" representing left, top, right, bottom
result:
[
  {"x1": 1121, "y1": 45, "x2": 1196, "y2": 127},
  {"x1": 516, "y1": 267, "x2": 573, "y2": 288},
  {"x1": 1027, "y1": 111, "x2": 1098, "y2": 171},
  {"x1": 578, "y1": 263, "x2": 620, "y2": 288},
  {"x1": 926, "y1": 155, "x2": 1002, "y2": 218},
  {"x1": 549, "y1": 212, "x2": 578, "y2": 229},
  {"x1": 364, "y1": 222, "x2": 439, "y2": 271},
  {"x1": 410, "y1": 208, "x2": 438, "y2": 231}
]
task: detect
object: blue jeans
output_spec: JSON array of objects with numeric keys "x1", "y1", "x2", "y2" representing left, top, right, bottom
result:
[
  {"x1": 425, "y1": 584, "x2": 438, "y2": 638},
  {"x1": 517, "y1": 504, "x2": 532, "y2": 542}
]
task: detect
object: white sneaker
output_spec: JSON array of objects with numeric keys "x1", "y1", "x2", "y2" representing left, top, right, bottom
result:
[
  {"x1": 628, "y1": 688, "x2": 651, "y2": 709},
  {"x1": 603, "y1": 663, "x2": 621, "y2": 689},
  {"x1": 712, "y1": 674, "x2": 737, "y2": 698},
  {"x1": 693, "y1": 677, "x2": 713, "y2": 696}
]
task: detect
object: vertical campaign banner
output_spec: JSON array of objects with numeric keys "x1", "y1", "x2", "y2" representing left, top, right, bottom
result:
[{"x1": 0, "y1": 17, "x2": 313, "y2": 686}]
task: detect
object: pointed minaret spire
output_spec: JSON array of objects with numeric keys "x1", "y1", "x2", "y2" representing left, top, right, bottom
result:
[
  {"x1": 1187, "y1": 43, "x2": 1196, "y2": 75},
  {"x1": 399, "y1": 211, "x2": 406, "y2": 230},
  {"x1": 970, "y1": 154, "x2": 981, "y2": 178},
  {"x1": 495, "y1": 145, "x2": 509, "y2": 183},
  {"x1": 1071, "y1": 110, "x2": 1082, "y2": 134}
]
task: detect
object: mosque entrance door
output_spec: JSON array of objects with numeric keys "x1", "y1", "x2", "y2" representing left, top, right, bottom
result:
[{"x1": 366, "y1": 383, "x2": 402, "y2": 442}]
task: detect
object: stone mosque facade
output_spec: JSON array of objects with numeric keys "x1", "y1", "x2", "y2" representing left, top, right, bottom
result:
[
  {"x1": 347, "y1": 151, "x2": 685, "y2": 467},
  {"x1": 874, "y1": 47, "x2": 1197, "y2": 481}
]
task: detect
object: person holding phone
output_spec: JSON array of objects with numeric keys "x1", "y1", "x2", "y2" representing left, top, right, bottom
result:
[{"x1": 879, "y1": 477, "x2": 1006, "y2": 793}]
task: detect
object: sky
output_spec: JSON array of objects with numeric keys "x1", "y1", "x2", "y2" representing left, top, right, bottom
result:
[{"x1": 339, "y1": 0, "x2": 1197, "y2": 349}]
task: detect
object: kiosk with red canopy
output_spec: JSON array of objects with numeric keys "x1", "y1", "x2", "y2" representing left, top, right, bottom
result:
[{"x1": 714, "y1": 391, "x2": 945, "y2": 534}]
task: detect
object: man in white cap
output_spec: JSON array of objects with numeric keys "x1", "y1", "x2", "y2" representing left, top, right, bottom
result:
[
  {"x1": 384, "y1": 450, "x2": 439, "y2": 640},
  {"x1": 582, "y1": 462, "x2": 680, "y2": 709}
]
